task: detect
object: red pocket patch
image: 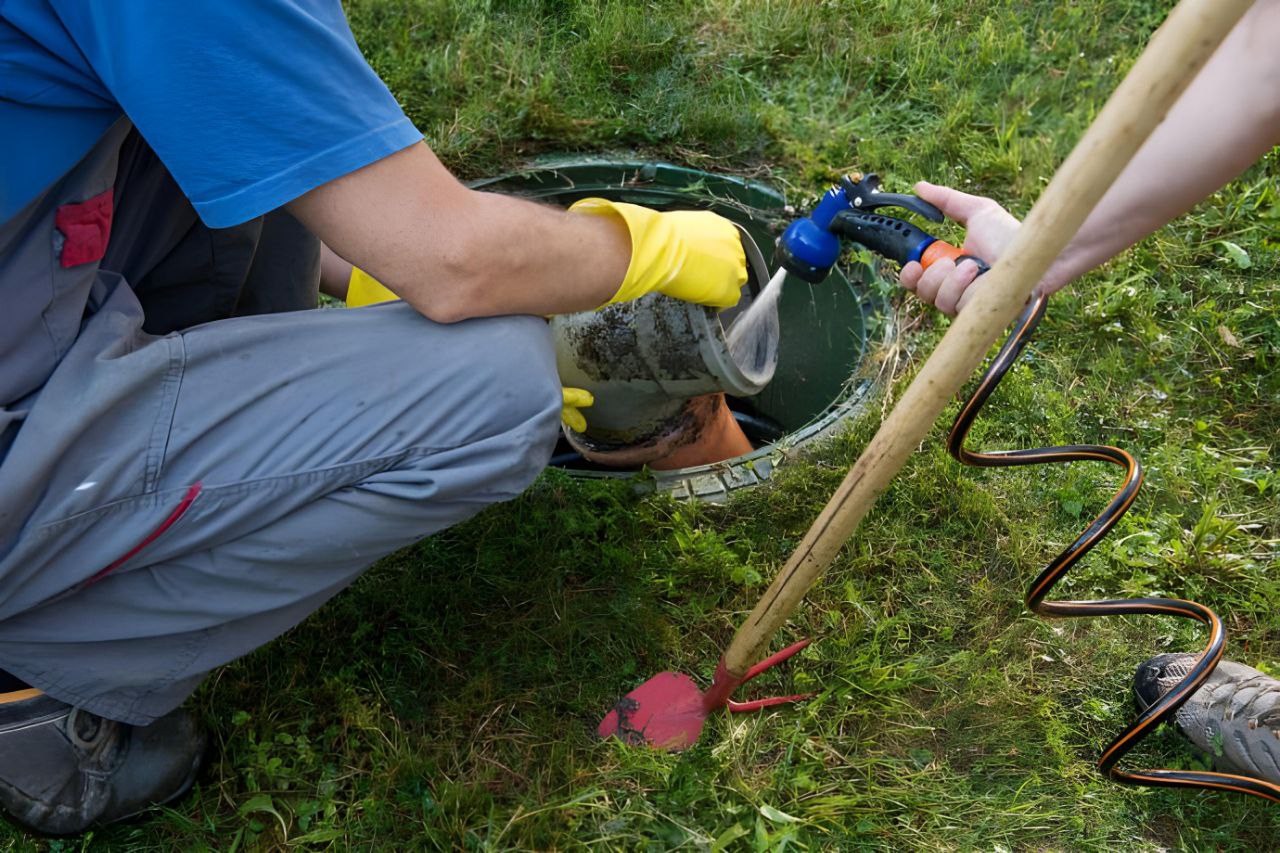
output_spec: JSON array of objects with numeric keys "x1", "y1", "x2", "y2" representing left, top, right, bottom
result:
[{"x1": 55, "y1": 188, "x2": 114, "y2": 268}]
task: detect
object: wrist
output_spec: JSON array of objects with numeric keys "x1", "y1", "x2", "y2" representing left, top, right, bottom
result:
[
  {"x1": 1037, "y1": 257, "x2": 1075, "y2": 296},
  {"x1": 567, "y1": 198, "x2": 646, "y2": 306}
]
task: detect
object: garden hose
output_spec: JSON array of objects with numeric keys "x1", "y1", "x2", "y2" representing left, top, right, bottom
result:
[
  {"x1": 781, "y1": 174, "x2": 1280, "y2": 801},
  {"x1": 952, "y1": 291, "x2": 1280, "y2": 803}
]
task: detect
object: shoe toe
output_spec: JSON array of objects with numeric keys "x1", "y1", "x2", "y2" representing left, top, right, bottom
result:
[{"x1": 1132, "y1": 652, "x2": 1197, "y2": 712}]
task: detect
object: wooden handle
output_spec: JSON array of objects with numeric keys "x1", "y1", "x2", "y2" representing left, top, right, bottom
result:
[{"x1": 724, "y1": 0, "x2": 1252, "y2": 674}]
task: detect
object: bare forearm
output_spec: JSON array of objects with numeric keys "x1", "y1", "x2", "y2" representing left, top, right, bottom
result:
[
  {"x1": 290, "y1": 143, "x2": 628, "y2": 322},
  {"x1": 318, "y1": 243, "x2": 353, "y2": 299},
  {"x1": 1042, "y1": 0, "x2": 1280, "y2": 291},
  {"x1": 430, "y1": 189, "x2": 630, "y2": 319}
]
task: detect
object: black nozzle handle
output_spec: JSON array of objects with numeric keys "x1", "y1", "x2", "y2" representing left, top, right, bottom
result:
[{"x1": 829, "y1": 210, "x2": 936, "y2": 267}]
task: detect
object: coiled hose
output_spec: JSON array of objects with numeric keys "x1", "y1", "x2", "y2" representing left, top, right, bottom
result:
[{"x1": 954, "y1": 292, "x2": 1280, "y2": 802}]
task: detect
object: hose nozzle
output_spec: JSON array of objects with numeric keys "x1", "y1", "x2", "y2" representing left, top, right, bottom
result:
[{"x1": 777, "y1": 173, "x2": 946, "y2": 283}]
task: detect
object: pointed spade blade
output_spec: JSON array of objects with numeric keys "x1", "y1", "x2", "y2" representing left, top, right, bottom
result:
[{"x1": 597, "y1": 671, "x2": 707, "y2": 750}]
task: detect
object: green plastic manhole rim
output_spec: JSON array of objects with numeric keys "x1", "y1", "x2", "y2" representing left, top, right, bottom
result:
[{"x1": 474, "y1": 159, "x2": 897, "y2": 502}]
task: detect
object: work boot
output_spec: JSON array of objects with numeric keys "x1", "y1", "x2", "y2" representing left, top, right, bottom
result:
[
  {"x1": 1133, "y1": 653, "x2": 1280, "y2": 784},
  {"x1": 0, "y1": 687, "x2": 206, "y2": 835}
]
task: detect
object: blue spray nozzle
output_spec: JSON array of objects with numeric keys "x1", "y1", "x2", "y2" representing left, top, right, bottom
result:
[
  {"x1": 776, "y1": 184, "x2": 850, "y2": 283},
  {"x1": 776, "y1": 173, "x2": 945, "y2": 283},
  {"x1": 777, "y1": 217, "x2": 842, "y2": 283}
]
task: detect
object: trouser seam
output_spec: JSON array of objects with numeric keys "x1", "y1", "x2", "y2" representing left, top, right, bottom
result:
[
  {"x1": 30, "y1": 441, "x2": 459, "y2": 539},
  {"x1": 143, "y1": 334, "x2": 184, "y2": 493}
]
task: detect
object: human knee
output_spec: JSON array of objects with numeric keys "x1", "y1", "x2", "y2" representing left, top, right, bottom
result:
[
  {"x1": 408, "y1": 311, "x2": 560, "y2": 456},
  {"x1": 384, "y1": 312, "x2": 560, "y2": 498},
  {"x1": 485, "y1": 316, "x2": 562, "y2": 472}
]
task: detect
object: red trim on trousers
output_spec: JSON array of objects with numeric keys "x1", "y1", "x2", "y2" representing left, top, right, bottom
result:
[{"x1": 84, "y1": 482, "x2": 202, "y2": 586}]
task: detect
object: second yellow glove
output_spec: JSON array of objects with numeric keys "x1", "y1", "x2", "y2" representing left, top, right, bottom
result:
[
  {"x1": 346, "y1": 266, "x2": 399, "y2": 308},
  {"x1": 560, "y1": 387, "x2": 594, "y2": 433}
]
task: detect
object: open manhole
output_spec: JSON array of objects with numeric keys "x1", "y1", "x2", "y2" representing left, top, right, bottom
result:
[{"x1": 473, "y1": 160, "x2": 897, "y2": 501}]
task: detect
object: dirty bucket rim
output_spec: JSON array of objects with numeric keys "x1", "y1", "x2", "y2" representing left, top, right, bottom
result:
[{"x1": 695, "y1": 224, "x2": 777, "y2": 398}]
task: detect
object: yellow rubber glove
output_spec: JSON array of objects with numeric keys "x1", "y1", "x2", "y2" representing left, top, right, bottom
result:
[
  {"x1": 344, "y1": 266, "x2": 595, "y2": 430},
  {"x1": 568, "y1": 198, "x2": 746, "y2": 309},
  {"x1": 346, "y1": 266, "x2": 399, "y2": 307},
  {"x1": 561, "y1": 387, "x2": 594, "y2": 433}
]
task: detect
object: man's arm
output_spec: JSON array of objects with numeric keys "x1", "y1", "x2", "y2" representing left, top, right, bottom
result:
[
  {"x1": 901, "y1": 0, "x2": 1280, "y2": 315},
  {"x1": 290, "y1": 142, "x2": 629, "y2": 322}
]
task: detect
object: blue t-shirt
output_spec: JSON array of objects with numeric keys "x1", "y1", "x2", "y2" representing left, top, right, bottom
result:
[{"x1": 0, "y1": 0, "x2": 423, "y2": 228}]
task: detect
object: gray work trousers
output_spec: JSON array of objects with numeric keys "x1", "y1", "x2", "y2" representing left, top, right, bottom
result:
[{"x1": 0, "y1": 121, "x2": 561, "y2": 725}]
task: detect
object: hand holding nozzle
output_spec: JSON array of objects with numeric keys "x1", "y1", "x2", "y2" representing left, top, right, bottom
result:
[
  {"x1": 776, "y1": 172, "x2": 950, "y2": 282},
  {"x1": 828, "y1": 209, "x2": 989, "y2": 275},
  {"x1": 891, "y1": 182, "x2": 1025, "y2": 316},
  {"x1": 777, "y1": 174, "x2": 1010, "y2": 316}
]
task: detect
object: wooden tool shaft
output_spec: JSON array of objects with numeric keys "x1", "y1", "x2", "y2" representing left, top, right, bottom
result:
[{"x1": 723, "y1": 0, "x2": 1252, "y2": 675}]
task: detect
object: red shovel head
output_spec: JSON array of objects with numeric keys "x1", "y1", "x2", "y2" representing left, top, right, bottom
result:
[
  {"x1": 597, "y1": 671, "x2": 707, "y2": 750},
  {"x1": 598, "y1": 642, "x2": 814, "y2": 751}
]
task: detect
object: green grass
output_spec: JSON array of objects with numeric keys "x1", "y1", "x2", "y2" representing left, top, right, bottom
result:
[{"x1": 12, "y1": 0, "x2": 1280, "y2": 849}]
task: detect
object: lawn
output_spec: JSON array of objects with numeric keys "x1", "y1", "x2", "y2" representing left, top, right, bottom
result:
[{"x1": 14, "y1": 0, "x2": 1280, "y2": 849}]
